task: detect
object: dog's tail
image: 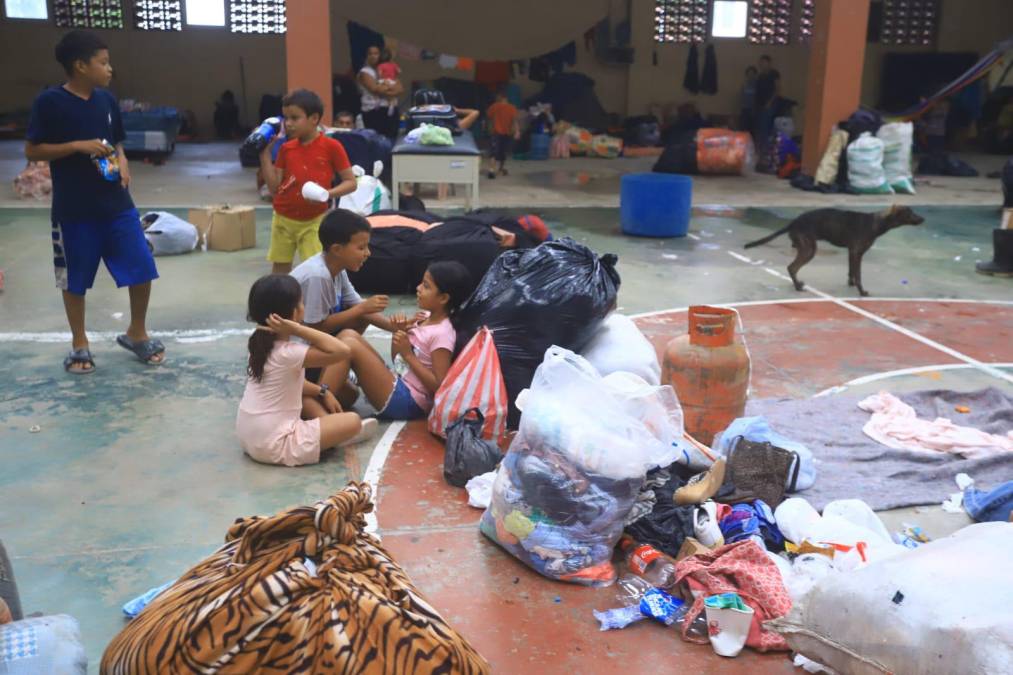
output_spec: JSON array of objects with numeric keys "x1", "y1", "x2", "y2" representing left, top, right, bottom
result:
[{"x1": 744, "y1": 223, "x2": 792, "y2": 249}]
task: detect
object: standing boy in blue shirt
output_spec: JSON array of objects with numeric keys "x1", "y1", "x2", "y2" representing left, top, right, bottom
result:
[{"x1": 26, "y1": 31, "x2": 164, "y2": 373}]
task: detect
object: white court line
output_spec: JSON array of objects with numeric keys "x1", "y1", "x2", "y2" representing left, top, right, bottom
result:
[
  {"x1": 362, "y1": 420, "x2": 406, "y2": 536},
  {"x1": 814, "y1": 362, "x2": 1013, "y2": 397},
  {"x1": 0, "y1": 328, "x2": 251, "y2": 344},
  {"x1": 726, "y1": 251, "x2": 754, "y2": 264},
  {"x1": 756, "y1": 267, "x2": 1013, "y2": 386},
  {"x1": 686, "y1": 233, "x2": 702, "y2": 241}
]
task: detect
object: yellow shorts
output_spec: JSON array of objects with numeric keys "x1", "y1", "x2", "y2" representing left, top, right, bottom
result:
[{"x1": 267, "y1": 212, "x2": 324, "y2": 264}]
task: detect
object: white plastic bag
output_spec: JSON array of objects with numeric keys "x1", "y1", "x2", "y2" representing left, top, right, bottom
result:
[
  {"x1": 877, "y1": 122, "x2": 916, "y2": 195},
  {"x1": 0, "y1": 614, "x2": 87, "y2": 674},
  {"x1": 337, "y1": 160, "x2": 391, "y2": 216},
  {"x1": 769, "y1": 522, "x2": 1013, "y2": 675},
  {"x1": 580, "y1": 313, "x2": 661, "y2": 385},
  {"x1": 465, "y1": 471, "x2": 496, "y2": 509},
  {"x1": 847, "y1": 132, "x2": 893, "y2": 195},
  {"x1": 141, "y1": 211, "x2": 199, "y2": 256}
]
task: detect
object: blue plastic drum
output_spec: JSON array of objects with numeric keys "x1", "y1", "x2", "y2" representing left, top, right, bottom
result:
[
  {"x1": 620, "y1": 173, "x2": 692, "y2": 237},
  {"x1": 528, "y1": 132, "x2": 551, "y2": 160}
]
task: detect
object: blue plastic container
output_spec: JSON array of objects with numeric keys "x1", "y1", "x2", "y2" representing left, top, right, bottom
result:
[
  {"x1": 620, "y1": 173, "x2": 692, "y2": 237},
  {"x1": 528, "y1": 132, "x2": 551, "y2": 160}
]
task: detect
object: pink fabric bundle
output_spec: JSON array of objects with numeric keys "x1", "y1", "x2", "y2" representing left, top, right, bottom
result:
[{"x1": 13, "y1": 162, "x2": 51, "y2": 200}]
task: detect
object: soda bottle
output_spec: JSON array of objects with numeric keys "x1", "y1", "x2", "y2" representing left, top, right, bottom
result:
[
  {"x1": 619, "y1": 536, "x2": 677, "y2": 589},
  {"x1": 242, "y1": 116, "x2": 281, "y2": 154}
]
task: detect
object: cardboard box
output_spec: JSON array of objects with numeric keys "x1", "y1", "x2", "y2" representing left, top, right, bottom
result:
[{"x1": 188, "y1": 205, "x2": 257, "y2": 252}]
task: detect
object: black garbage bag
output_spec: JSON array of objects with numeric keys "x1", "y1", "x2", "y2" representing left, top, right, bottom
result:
[
  {"x1": 414, "y1": 219, "x2": 504, "y2": 288},
  {"x1": 346, "y1": 226, "x2": 424, "y2": 294},
  {"x1": 443, "y1": 409, "x2": 502, "y2": 487},
  {"x1": 654, "y1": 139, "x2": 698, "y2": 174},
  {"x1": 455, "y1": 238, "x2": 620, "y2": 428}
]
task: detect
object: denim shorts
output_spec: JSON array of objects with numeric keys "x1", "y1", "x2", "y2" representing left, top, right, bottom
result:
[{"x1": 378, "y1": 377, "x2": 426, "y2": 421}]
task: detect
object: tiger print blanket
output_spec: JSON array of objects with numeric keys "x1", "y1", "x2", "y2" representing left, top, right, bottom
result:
[{"x1": 101, "y1": 483, "x2": 490, "y2": 674}]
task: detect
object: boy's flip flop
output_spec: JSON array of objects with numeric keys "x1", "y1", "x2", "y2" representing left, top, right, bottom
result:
[
  {"x1": 116, "y1": 334, "x2": 166, "y2": 365},
  {"x1": 63, "y1": 348, "x2": 96, "y2": 374}
]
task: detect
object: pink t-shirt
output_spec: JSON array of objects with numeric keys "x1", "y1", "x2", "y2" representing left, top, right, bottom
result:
[
  {"x1": 377, "y1": 62, "x2": 401, "y2": 81},
  {"x1": 238, "y1": 340, "x2": 308, "y2": 417},
  {"x1": 402, "y1": 318, "x2": 456, "y2": 411}
]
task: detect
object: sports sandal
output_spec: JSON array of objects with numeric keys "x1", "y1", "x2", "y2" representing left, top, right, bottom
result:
[
  {"x1": 63, "y1": 348, "x2": 95, "y2": 375},
  {"x1": 116, "y1": 334, "x2": 166, "y2": 365}
]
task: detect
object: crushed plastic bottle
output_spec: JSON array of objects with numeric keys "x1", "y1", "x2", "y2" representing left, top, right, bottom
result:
[
  {"x1": 614, "y1": 574, "x2": 654, "y2": 606},
  {"x1": 619, "y1": 536, "x2": 677, "y2": 589}
]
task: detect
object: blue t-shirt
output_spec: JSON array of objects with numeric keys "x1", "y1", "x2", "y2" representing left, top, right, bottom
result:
[{"x1": 27, "y1": 86, "x2": 134, "y2": 223}]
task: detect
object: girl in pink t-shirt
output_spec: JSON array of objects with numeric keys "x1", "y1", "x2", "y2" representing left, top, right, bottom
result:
[
  {"x1": 334, "y1": 262, "x2": 473, "y2": 420},
  {"x1": 236, "y1": 274, "x2": 378, "y2": 466}
]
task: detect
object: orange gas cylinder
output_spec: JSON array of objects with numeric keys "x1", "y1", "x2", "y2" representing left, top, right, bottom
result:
[{"x1": 662, "y1": 306, "x2": 750, "y2": 446}]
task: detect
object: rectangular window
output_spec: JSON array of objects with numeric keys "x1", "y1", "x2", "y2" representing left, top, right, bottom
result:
[
  {"x1": 880, "y1": 0, "x2": 938, "y2": 46},
  {"x1": 712, "y1": 0, "x2": 748, "y2": 39},
  {"x1": 655, "y1": 0, "x2": 710, "y2": 44},
  {"x1": 4, "y1": 0, "x2": 48, "y2": 19},
  {"x1": 229, "y1": 0, "x2": 284, "y2": 34},
  {"x1": 135, "y1": 0, "x2": 182, "y2": 30},
  {"x1": 748, "y1": 0, "x2": 791, "y2": 45},
  {"x1": 53, "y1": 0, "x2": 125, "y2": 29},
  {"x1": 185, "y1": 0, "x2": 224, "y2": 26}
]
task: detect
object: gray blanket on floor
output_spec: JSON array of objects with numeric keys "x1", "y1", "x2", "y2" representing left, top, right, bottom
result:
[{"x1": 745, "y1": 388, "x2": 1013, "y2": 511}]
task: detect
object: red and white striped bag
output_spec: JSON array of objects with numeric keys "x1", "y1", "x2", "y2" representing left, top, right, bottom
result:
[{"x1": 428, "y1": 327, "x2": 508, "y2": 441}]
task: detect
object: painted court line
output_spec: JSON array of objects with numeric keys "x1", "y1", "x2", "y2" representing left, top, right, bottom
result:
[
  {"x1": 814, "y1": 362, "x2": 1013, "y2": 397},
  {"x1": 363, "y1": 420, "x2": 406, "y2": 536},
  {"x1": 757, "y1": 267, "x2": 1013, "y2": 386}
]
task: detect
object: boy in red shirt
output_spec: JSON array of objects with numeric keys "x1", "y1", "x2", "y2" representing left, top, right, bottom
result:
[
  {"x1": 260, "y1": 89, "x2": 357, "y2": 274},
  {"x1": 485, "y1": 89, "x2": 520, "y2": 179}
]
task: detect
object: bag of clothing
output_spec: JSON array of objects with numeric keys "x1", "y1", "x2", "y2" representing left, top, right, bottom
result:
[
  {"x1": 814, "y1": 128, "x2": 848, "y2": 186},
  {"x1": 877, "y1": 121, "x2": 916, "y2": 194},
  {"x1": 420, "y1": 124, "x2": 454, "y2": 146},
  {"x1": 580, "y1": 313, "x2": 661, "y2": 385},
  {"x1": 565, "y1": 126, "x2": 593, "y2": 155},
  {"x1": 713, "y1": 416, "x2": 816, "y2": 492},
  {"x1": 847, "y1": 132, "x2": 893, "y2": 194},
  {"x1": 479, "y1": 347, "x2": 683, "y2": 585},
  {"x1": 429, "y1": 327, "x2": 508, "y2": 442},
  {"x1": 338, "y1": 161, "x2": 392, "y2": 216},
  {"x1": 591, "y1": 134, "x2": 623, "y2": 158},
  {"x1": 674, "y1": 540, "x2": 792, "y2": 652},
  {"x1": 444, "y1": 409, "x2": 503, "y2": 487},
  {"x1": 102, "y1": 484, "x2": 490, "y2": 673},
  {"x1": 12, "y1": 161, "x2": 52, "y2": 200},
  {"x1": 696, "y1": 129, "x2": 753, "y2": 175},
  {"x1": 454, "y1": 238, "x2": 620, "y2": 428},
  {"x1": 141, "y1": 211, "x2": 199, "y2": 256}
]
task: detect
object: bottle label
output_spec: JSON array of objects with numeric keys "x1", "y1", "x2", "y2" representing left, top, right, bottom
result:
[{"x1": 630, "y1": 544, "x2": 662, "y2": 575}]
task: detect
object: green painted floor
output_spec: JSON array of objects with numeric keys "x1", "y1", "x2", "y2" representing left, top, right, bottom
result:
[{"x1": 0, "y1": 204, "x2": 1009, "y2": 670}]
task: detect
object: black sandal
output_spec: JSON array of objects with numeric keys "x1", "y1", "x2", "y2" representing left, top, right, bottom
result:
[
  {"x1": 116, "y1": 334, "x2": 166, "y2": 365},
  {"x1": 63, "y1": 348, "x2": 95, "y2": 374}
]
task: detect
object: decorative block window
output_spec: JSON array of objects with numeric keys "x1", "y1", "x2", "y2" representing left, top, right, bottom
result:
[
  {"x1": 748, "y1": 0, "x2": 791, "y2": 45},
  {"x1": 184, "y1": 0, "x2": 224, "y2": 26},
  {"x1": 880, "y1": 0, "x2": 938, "y2": 46},
  {"x1": 655, "y1": 0, "x2": 710, "y2": 44},
  {"x1": 229, "y1": 0, "x2": 284, "y2": 34},
  {"x1": 53, "y1": 0, "x2": 125, "y2": 29},
  {"x1": 134, "y1": 0, "x2": 182, "y2": 30},
  {"x1": 4, "y1": 0, "x2": 48, "y2": 19},
  {"x1": 713, "y1": 1, "x2": 748, "y2": 39},
  {"x1": 798, "y1": 0, "x2": 815, "y2": 43}
]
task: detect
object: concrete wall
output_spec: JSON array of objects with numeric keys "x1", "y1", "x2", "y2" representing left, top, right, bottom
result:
[{"x1": 0, "y1": 0, "x2": 1008, "y2": 137}]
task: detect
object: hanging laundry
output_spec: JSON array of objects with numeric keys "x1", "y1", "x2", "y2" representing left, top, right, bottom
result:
[
  {"x1": 456, "y1": 56, "x2": 476, "y2": 72},
  {"x1": 438, "y1": 54, "x2": 460, "y2": 70},
  {"x1": 399, "y1": 41, "x2": 422, "y2": 61},
  {"x1": 511, "y1": 59, "x2": 527, "y2": 77},
  {"x1": 683, "y1": 44, "x2": 700, "y2": 94},
  {"x1": 529, "y1": 57, "x2": 550, "y2": 82},
  {"x1": 475, "y1": 61, "x2": 511, "y2": 87},
  {"x1": 701, "y1": 44, "x2": 718, "y2": 94},
  {"x1": 421, "y1": 49, "x2": 438, "y2": 60},
  {"x1": 347, "y1": 21, "x2": 384, "y2": 72}
]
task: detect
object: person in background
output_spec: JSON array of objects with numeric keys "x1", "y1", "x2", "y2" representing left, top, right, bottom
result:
[
  {"x1": 376, "y1": 48, "x2": 401, "y2": 119},
  {"x1": 753, "y1": 55, "x2": 781, "y2": 152},
  {"x1": 25, "y1": 30, "x2": 163, "y2": 373},
  {"x1": 260, "y1": 89, "x2": 358, "y2": 275},
  {"x1": 486, "y1": 88, "x2": 520, "y2": 179},
  {"x1": 237, "y1": 274, "x2": 377, "y2": 467},
  {"x1": 739, "y1": 66, "x2": 758, "y2": 133},
  {"x1": 334, "y1": 110, "x2": 356, "y2": 130},
  {"x1": 358, "y1": 45, "x2": 403, "y2": 140},
  {"x1": 213, "y1": 90, "x2": 241, "y2": 139}
]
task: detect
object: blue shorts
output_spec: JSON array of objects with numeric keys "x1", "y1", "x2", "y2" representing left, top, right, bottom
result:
[
  {"x1": 52, "y1": 208, "x2": 159, "y2": 295},
  {"x1": 378, "y1": 377, "x2": 426, "y2": 421}
]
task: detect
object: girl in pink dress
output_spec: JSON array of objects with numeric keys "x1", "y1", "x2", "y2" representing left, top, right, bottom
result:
[
  {"x1": 332, "y1": 262, "x2": 473, "y2": 420},
  {"x1": 236, "y1": 274, "x2": 377, "y2": 466}
]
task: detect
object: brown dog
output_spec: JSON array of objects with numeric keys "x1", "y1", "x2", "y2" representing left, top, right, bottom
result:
[{"x1": 744, "y1": 205, "x2": 925, "y2": 296}]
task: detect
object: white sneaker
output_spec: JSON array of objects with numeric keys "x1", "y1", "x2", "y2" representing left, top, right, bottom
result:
[
  {"x1": 338, "y1": 418, "x2": 379, "y2": 447},
  {"x1": 694, "y1": 501, "x2": 725, "y2": 548}
]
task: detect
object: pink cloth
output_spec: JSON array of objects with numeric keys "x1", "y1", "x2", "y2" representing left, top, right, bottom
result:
[
  {"x1": 377, "y1": 61, "x2": 401, "y2": 80},
  {"x1": 236, "y1": 340, "x2": 321, "y2": 467},
  {"x1": 858, "y1": 391, "x2": 1013, "y2": 459},
  {"x1": 402, "y1": 317, "x2": 456, "y2": 412}
]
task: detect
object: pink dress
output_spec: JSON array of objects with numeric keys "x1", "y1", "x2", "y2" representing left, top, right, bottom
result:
[
  {"x1": 402, "y1": 317, "x2": 456, "y2": 412},
  {"x1": 236, "y1": 340, "x2": 321, "y2": 466}
]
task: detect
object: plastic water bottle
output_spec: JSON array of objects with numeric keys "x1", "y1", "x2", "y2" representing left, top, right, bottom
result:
[
  {"x1": 619, "y1": 536, "x2": 677, "y2": 589},
  {"x1": 614, "y1": 574, "x2": 654, "y2": 605}
]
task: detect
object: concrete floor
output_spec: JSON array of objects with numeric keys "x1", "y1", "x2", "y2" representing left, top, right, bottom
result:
[{"x1": 0, "y1": 140, "x2": 1010, "y2": 671}]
